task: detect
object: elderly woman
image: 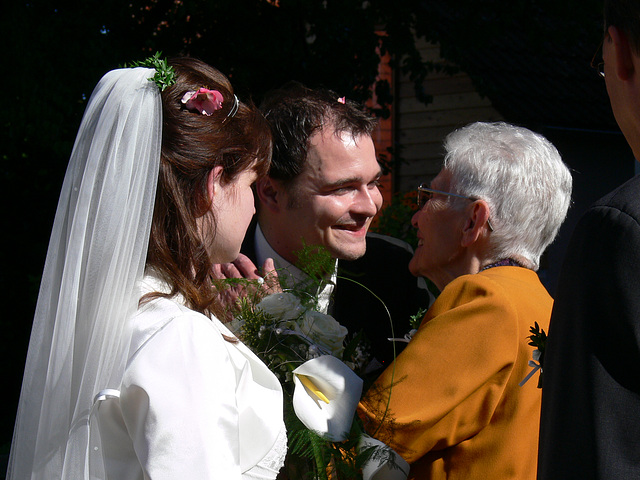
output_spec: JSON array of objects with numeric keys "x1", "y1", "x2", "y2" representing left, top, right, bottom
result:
[{"x1": 358, "y1": 122, "x2": 572, "y2": 480}]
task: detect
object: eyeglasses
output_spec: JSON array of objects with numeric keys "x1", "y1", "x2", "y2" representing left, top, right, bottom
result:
[
  {"x1": 591, "y1": 38, "x2": 605, "y2": 78},
  {"x1": 417, "y1": 183, "x2": 494, "y2": 231},
  {"x1": 417, "y1": 184, "x2": 475, "y2": 209}
]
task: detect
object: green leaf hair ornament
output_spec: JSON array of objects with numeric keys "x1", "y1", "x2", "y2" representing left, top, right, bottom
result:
[{"x1": 125, "y1": 52, "x2": 176, "y2": 91}]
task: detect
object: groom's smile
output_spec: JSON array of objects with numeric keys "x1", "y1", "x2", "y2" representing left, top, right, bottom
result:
[{"x1": 275, "y1": 126, "x2": 383, "y2": 262}]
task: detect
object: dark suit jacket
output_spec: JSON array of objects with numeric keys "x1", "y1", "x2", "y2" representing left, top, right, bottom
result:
[
  {"x1": 241, "y1": 221, "x2": 431, "y2": 372},
  {"x1": 538, "y1": 174, "x2": 640, "y2": 479}
]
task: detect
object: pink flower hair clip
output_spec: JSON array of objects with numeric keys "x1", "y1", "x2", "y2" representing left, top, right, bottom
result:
[
  {"x1": 337, "y1": 97, "x2": 346, "y2": 104},
  {"x1": 181, "y1": 88, "x2": 224, "y2": 116}
]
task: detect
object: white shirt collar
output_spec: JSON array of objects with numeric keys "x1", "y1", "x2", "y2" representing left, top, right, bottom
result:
[{"x1": 254, "y1": 223, "x2": 338, "y2": 314}]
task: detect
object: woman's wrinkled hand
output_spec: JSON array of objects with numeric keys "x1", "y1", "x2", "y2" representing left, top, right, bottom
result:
[{"x1": 211, "y1": 254, "x2": 281, "y2": 320}]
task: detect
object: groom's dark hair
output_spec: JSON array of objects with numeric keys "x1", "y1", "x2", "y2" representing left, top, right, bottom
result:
[{"x1": 259, "y1": 82, "x2": 377, "y2": 187}]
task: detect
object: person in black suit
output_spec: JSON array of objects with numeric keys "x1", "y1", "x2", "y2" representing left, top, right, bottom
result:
[
  {"x1": 226, "y1": 83, "x2": 431, "y2": 372},
  {"x1": 538, "y1": 1, "x2": 640, "y2": 478}
]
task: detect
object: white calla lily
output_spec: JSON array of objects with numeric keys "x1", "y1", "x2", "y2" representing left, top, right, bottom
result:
[
  {"x1": 292, "y1": 355, "x2": 363, "y2": 441},
  {"x1": 359, "y1": 434, "x2": 410, "y2": 480}
]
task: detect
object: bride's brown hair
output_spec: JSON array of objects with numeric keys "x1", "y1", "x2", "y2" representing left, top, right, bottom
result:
[{"x1": 146, "y1": 57, "x2": 271, "y2": 318}]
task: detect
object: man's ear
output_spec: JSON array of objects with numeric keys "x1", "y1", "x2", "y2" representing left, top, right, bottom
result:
[
  {"x1": 609, "y1": 25, "x2": 635, "y2": 81},
  {"x1": 255, "y1": 177, "x2": 284, "y2": 213},
  {"x1": 461, "y1": 200, "x2": 491, "y2": 247},
  {"x1": 206, "y1": 165, "x2": 224, "y2": 203}
]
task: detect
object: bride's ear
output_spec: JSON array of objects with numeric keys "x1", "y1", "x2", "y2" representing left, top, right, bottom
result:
[{"x1": 206, "y1": 166, "x2": 225, "y2": 203}]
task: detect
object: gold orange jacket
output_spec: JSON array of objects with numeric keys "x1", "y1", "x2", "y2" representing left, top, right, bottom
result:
[{"x1": 358, "y1": 266, "x2": 551, "y2": 480}]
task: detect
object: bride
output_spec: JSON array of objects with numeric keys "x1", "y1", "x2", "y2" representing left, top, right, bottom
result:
[{"x1": 7, "y1": 56, "x2": 286, "y2": 479}]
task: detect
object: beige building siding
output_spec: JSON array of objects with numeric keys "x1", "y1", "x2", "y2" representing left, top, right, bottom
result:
[{"x1": 393, "y1": 39, "x2": 504, "y2": 193}]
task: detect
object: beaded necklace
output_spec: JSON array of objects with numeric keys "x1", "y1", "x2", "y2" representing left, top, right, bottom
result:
[{"x1": 480, "y1": 258, "x2": 525, "y2": 272}]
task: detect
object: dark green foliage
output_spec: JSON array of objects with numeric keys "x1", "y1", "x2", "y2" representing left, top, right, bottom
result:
[
  {"x1": 370, "y1": 191, "x2": 419, "y2": 248},
  {"x1": 409, "y1": 306, "x2": 429, "y2": 331},
  {"x1": 295, "y1": 241, "x2": 337, "y2": 298},
  {"x1": 124, "y1": 52, "x2": 177, "y2": 91},
  {"x1": 527, "y1": 321, "x2": 547, "y2": 388},
  {"x1": 527, "y1": 321, "x2": 547, "y2": 366}
]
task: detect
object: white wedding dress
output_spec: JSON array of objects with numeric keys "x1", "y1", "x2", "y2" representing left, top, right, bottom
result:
[{"x1": 95, "y1": 273, "x2": 286, "y2": 479}]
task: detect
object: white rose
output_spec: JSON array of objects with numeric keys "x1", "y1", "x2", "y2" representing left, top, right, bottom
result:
[
  {"x1": 296, "y1": 310, "x2": 348, "y2": 357},
  {"x1": 256, "y1": 292, "x2": 304, "y2": 321}
]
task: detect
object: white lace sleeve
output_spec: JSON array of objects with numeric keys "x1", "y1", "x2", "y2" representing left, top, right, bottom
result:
[{"x1": 242, "y1": 423, "x2": 287, "y2": 479}]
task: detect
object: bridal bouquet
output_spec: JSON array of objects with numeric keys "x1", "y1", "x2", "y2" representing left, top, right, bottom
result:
[{"x1": 222, "y1": 246, "x2": 408, "y2": 479}]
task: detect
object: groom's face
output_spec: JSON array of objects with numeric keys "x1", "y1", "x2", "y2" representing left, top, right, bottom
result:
[{"x1": 279, "y1": 127, "x2": 383, "y2": 261}]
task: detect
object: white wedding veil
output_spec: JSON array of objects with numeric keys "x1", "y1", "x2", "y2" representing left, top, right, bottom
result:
[{"x1": 7, "y1": 67, "x2": 162, "y2": 479}]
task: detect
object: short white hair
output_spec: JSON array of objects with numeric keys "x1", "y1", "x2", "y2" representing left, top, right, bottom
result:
[{"x1": 443, "y1": 122, "x2": 572, "y2": 270}]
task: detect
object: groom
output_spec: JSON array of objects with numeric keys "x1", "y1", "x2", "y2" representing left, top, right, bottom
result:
[{"x1": 234, "y1": 83, "x2": 430, "y2": 371}]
